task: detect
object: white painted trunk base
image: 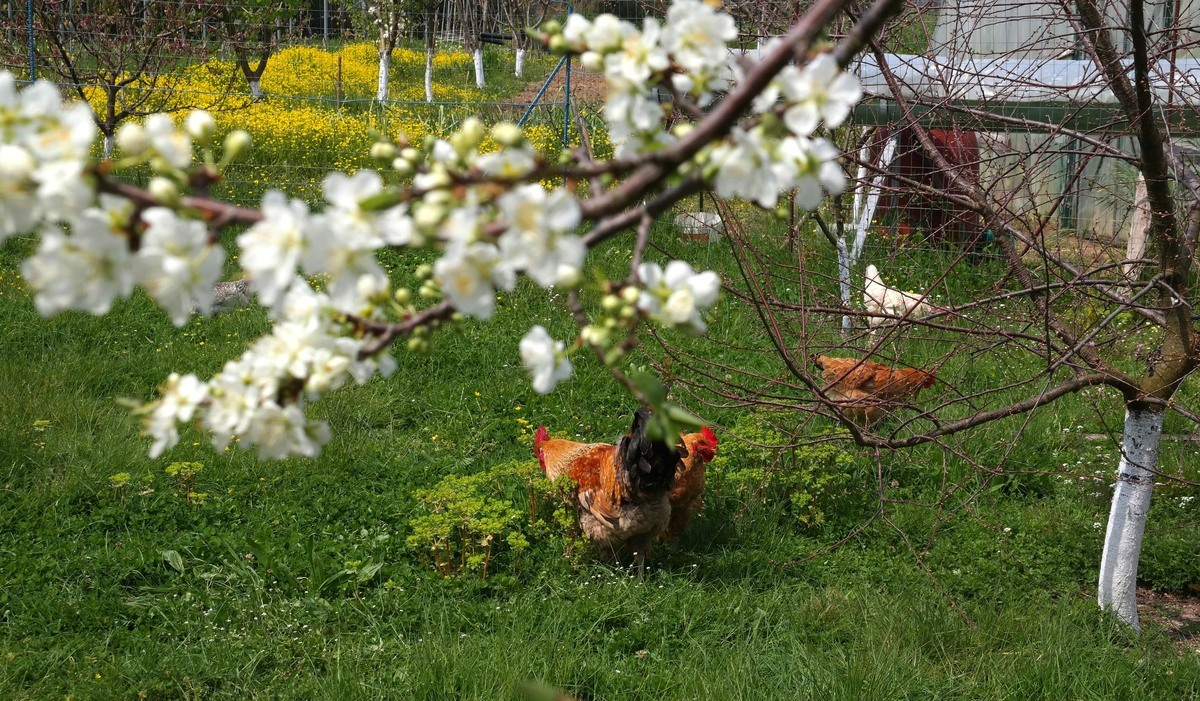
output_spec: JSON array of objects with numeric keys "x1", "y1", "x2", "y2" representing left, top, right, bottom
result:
[
  {"x1": 248, "y1": 77, "x2": 262, "y2": 100},
  {"x1": 1097, "y1": 407, "x2": 1163, "y2": 629},
  {"x1": 103, "y1": 133, "x2": 115, "y2": 158},
  {"x1": 425, "y1": 50, "x2": 434, "y2": 103},
  {"x1": 515, "y1": 48, "x2": 526, "y2": 77},
  {"x1": 474, "y1": 48, "x2": 485, "y2": 89},
  {"x1": 376, "y1": 52, "x2": 391, "y2": 102}
]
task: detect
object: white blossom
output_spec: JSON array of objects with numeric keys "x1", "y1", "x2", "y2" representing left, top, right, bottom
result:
[
  {"x1": 778, "y1": 136, "x2": 847, "y2": 210},
  {"x1": 637, "y1": 260, "x2": 721, "y2": 333},
  {"x1": 662, "y1": 0, "x2": 737, "y2": 101},
  {"x1": 145, "y1": 373, "x2": 209, "y2": 458},
  {"x1": 496, "y1": 185, "x2": 584, "y2": 287},
  {"x1": 520, "y1": 326, "x2": 573, "y2": 394},
  {"x1": 434, "y1": 241, "x2": 515, "y2": 319},
  {"x1": 21, "y1": 209, "x2": 135, "y2": 316},
  {"x1": 143, "y1": 114, "x2": 193, "y2": 170},
  {"x1": 710, "y1": 127, "x2": 786, "y2": 208},
  {"x1": 781, "y1": 54, "x2": 862, "y2": 136},
  {"x1": 135, "y1": 207, "x2": 224, "y2": 325},
  {"x1": 238, "y1": 191, "x2": 310, "y2": 309},
  {"x1": 0, "y1": 144, "x2": 38, "y2": 241}
]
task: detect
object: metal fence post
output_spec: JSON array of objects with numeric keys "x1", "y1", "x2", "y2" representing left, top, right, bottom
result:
[
  {"x1": 27, "y1": 0, "x2": 35, "y2": 80},
  {"x1": 561, "y1": 3, "x2": 573, "y2": 151}
]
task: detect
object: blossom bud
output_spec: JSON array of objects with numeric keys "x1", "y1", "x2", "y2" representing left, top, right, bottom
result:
[
  {"x1": 116, "y1": 122, "x2": 151, "y2": 156},
  {"x1": 620, "y1": 286, "x2": 640, "y2": 304},
  {"x1": 371, "y1": 141, "x2": 398, "y2": 161},
  {"x1": 555, "y1": 265, "x2": 581, "y2": 288},
  {"x1": 451, "y1": 117, "x2": 485, "y2": 157},
  {"x1": 419, "y1": 282, "x2": 440, "y2": 299},
  {"x1": 581, "y1": 325, "x2": 609, "y2": 346},
  {"x1": 148, "y1": 176, "x2": 180, "y2": 205},
  {"x1": 391, "y1": 157, "x2": 414, "y2": 177},
  {"x1": 581, "y1": 51, "x2": 604, "y2": 72},
  {"x1": 619, "y1": 305, "x2": 637, "y2": 320},
  {"x1": 541, "y1": 19, "x2": 561, "y2": 35},
  {"x1": 601, "y1": 294, "x2": 622, "y2": 312},
  {"x1": 400, "y1": 147, "x2": 420, "y2": 162},
  {"x1": 415, "y1": 264, "x2": 433, "y2": 281},
  {"x1": 223, "y1": 130, "x2": 252, "y2": 161},
  {"x1": 413, "y1": 202, "x2": 445, "y2": 231},
  {"x1": 671, "y1": 122, "x2": 695, "y2": 138},
  {"x1": 407, "y1": 337, "x2": 430, "y2": 355},
  {"x1": 490, "y1": 122, "x2": 525, "y2": 147},
  {"x1": 185, "y1": 110, "x2": 216, "y2": 145},
  {"x1": 393, "y1": 287, "x2": 411, "y2": 305},
  {"x1": 548, "y1": 35, "x2": 570, "y2": 53}
]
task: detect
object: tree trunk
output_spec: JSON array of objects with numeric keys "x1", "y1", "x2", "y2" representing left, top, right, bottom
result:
[
  {"x1": 515, "y1": 48, "x2": 525, "y2": 78},
  {"x1": 248, "y1": 76, "x2": 262, "y2": 100},
  {"x1": 1097, "y1": 406, "x2": 1163, "y2": 629},
  {"x1": 425, "y1": 48, "x2": 434, "y2": 103},
  {"x1": 376, "y1": 51, "x2": 390, "y2": 102},
  {"x1": 473, "y1": 47, "x2": 485, "y2": 89},
  {"x1": 1125, "y1": 173, "x2": 1150, "y2": 285},
  {"x1": 103, "y1": 133, "x2": 115, "y2": 158}
]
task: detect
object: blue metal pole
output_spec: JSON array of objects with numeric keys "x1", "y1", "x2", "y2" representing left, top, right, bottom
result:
[
  {"x1": 562, "y1": 4, "x2": 573, "y2": 150},
  {"x1": 27, "y1": 0, "x2": 35, "y2": 80},
  {"x1": 518, "y1": 54, "x2": 567, "y2": 126}
]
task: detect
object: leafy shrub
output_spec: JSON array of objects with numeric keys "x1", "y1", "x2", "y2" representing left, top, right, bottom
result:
[
  {"x1": 405, "y1": 460, "x2": 576, "y2": 578},
  {"x1": 710, "y1": 414, "x2": 858, "y2": 528}
]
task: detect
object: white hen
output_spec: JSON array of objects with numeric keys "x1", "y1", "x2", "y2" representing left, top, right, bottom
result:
[{"x1": 863, "y1": 264, "x2": 937, "y2": 331}]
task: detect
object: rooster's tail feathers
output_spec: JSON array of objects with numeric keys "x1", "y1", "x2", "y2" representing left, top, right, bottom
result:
[{"x1": 619, "y1": 408, "x2": 678, "y2": 493}]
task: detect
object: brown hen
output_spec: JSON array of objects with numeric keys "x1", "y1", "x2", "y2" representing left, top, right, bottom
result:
[{"x1": 812, "y1": 355, "x2": 936, "y2": 427}]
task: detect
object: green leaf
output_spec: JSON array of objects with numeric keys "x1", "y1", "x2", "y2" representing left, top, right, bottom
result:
[
  {"x1": 630, "y1": 371, "x2": 667, "y2": 406},
  {"x1": 664, "y1": 403, "x2": 706, "y2": 430},
  {"x1": 162, "y1": 550, "x2": 184, "y2": 573},
  {"x1": 357, "y1": 561, "x2": 384, "y2": 584}
]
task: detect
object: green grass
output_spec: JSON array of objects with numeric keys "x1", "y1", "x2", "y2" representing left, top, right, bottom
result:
[{"x1": 2, "y1": 46, "x2": 1200, "y2": 701}]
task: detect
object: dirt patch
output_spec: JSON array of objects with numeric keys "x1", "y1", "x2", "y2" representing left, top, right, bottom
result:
[
  {"x1": 1138, "y1": 586, "x2": 1200, "y2": 653},
  {"x1": 512, "y1": 67, "x2": 609, "y2": 106}
]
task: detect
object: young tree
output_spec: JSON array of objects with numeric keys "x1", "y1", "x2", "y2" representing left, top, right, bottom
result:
[
  {"x1": 500, "y1": 0, "x2": 549, "y2": 78},
  {"x1": 28, "y1": 0, "x2": 227, "y2": 156},
  {"x1": 214, "y1": 0, "x2": 308, "y2": 100},
  {"x1": 367, "y1": 0, "x2": 405, "y2": 101}
]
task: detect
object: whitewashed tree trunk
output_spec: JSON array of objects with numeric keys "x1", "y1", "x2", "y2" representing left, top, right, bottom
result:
[
  {"x1": 425, "y1": 49, "x2": 434, "y2": 103},
  {"x1": 1125, "y1": 173, "x2": 1150, "y2": 285},
  {"x1": 376, "y1": 51, "x2": 391, "y2": 102},
  {"x1": 473, "y1": 47, "x2": 485, "y2": 89},
  {"x1": 1097, "y1": 406, "x2": 1163, "y2": 629},
  {"x1": 103, "y1": 133, "x2": 115, "y2": 158},
  {"x1": 248, "y1": 77, "x2": 262, "y2": 100},
  {"x1": 514, "y1": 48, "x2": 525, "y2": 77}
]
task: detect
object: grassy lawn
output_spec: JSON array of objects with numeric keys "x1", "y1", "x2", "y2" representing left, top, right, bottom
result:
[{"x1": 1, "y1": 42, "x2": 1200, "y2": 701}]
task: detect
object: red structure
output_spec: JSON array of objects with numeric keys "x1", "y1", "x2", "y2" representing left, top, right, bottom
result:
[{"x1": 872, "y1": 127, "x2": 982, "y2": 244}]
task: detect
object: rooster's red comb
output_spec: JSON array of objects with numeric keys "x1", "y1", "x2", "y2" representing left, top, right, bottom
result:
[{"x1": 701, "y1": 426, "x2": 717, "y2": 446}]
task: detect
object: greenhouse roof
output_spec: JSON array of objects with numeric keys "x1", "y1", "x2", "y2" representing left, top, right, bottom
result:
[{"x1": 853, "y1": 53, "x2": 1200, "y2": 132}]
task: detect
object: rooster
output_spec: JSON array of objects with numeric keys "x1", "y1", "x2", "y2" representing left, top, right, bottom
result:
[
  {"x1": 534, "y1": 408, "x2": 680, "y2": 578},
  {"x1": 812, "y1": 355, "x2": 936, "y2": 427},
  {"x1": 664, "y1": 426, "x2": 719, "y2": 542},
  {"x1": 863, "y1": 264, "x2": 942, "y2": 332}
]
